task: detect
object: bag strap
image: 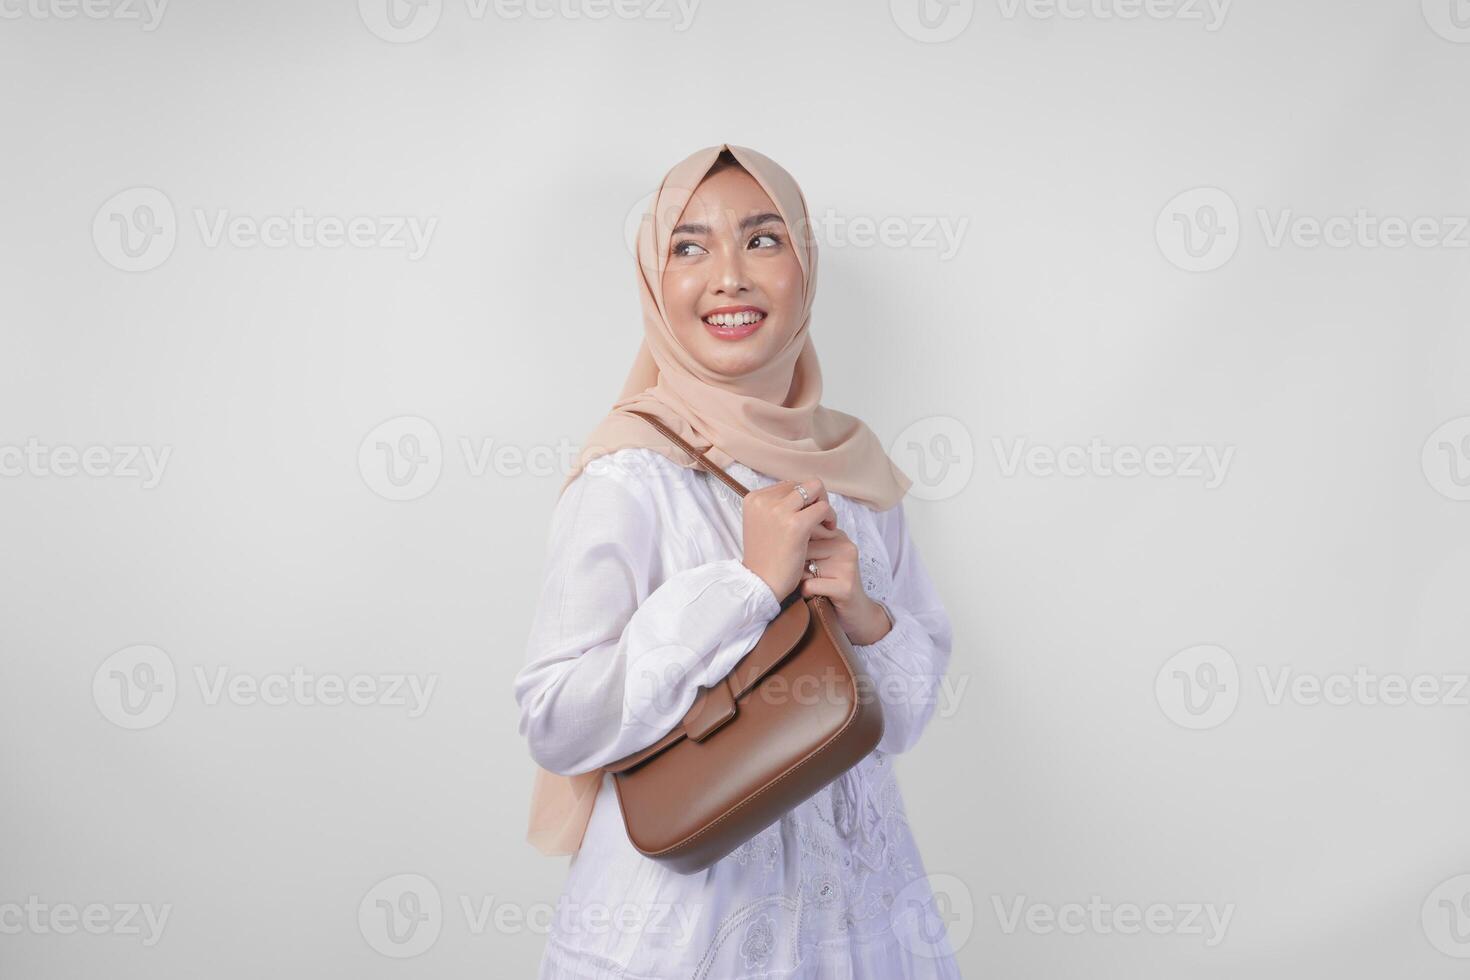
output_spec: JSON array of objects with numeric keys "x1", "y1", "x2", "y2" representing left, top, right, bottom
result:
[{"x1": 626, "y1": 410, "x2": 751, "y2": 499}]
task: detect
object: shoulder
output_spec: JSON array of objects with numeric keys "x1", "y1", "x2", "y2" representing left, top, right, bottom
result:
[
  {"x1": 573, "y1": 446, "x2": 692, "y2": 490},
  {"x1": 558, "y1": 447, "x2": 694, "y2": 523}
]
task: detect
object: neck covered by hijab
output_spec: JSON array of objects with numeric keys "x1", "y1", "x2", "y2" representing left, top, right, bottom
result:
[{"x1": 527, "y1": 143, "x2": 913, "y2": 857}]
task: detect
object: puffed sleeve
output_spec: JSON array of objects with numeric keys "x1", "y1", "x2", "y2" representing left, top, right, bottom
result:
[
  {"x1": 850, "y1": 499, "x2": 955, "y2": 756},
  {"x1": 513, "y1": 452, "x2": 783, "y2": 776}
]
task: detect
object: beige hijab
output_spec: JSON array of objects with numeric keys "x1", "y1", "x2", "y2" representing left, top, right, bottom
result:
[{"x1": 527, "y1": 143, "x2": 912, "y2": 857}]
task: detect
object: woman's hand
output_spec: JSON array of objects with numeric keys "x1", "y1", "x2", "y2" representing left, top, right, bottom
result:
[
  {"x1": 740, "y1": 478, "x2": 837, "y2": 601},
  {"x1": 740, "y1": 477, "x2": 893, "y2": 645},
  {"x1": 801, "y1": 528, "x2": 893, "y2": 645}
]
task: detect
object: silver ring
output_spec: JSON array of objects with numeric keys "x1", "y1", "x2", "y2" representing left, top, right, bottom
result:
[
  {"x1": 807, "y1": 560, "x2": 820, "y2": 578},
  {"x1": 794, "y1": 483, "x2": 811, "y2": 507}
]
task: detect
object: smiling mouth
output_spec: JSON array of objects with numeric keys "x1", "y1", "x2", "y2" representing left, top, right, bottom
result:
[{"x1": 701, "y1": 307, "x2": 767, "y2": 331}]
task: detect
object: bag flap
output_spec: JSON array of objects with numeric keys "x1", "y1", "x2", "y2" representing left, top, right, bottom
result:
[
  {"x1": 725, "y1": 596, "x2": 810, "y2": 698},
  {"x1": 603, "y1": 596, "x2": 813, "y2": 774}
]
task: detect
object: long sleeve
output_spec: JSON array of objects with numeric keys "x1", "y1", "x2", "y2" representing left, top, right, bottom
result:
[
  {"x1": 850, "y1": 499, "x2": 954, "y2": 755},
  {"x1": 514, "y1": 454, "x2": 782, "y2": 777}
]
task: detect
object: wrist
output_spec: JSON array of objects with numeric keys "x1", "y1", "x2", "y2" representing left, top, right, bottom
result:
[
  {"x1": 740, "y1": 559, "x2": 783, "y2": 606},
  {"x1": 850, "y1": 597, "x2": 895, "y2": 646}
]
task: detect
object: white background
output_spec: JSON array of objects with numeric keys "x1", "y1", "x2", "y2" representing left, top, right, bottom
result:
[{"x1": 3, "y1": 0, "x2": 1469, "y2": 976}]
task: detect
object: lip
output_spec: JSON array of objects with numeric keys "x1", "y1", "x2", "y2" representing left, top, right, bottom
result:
[{"x1": 700, "y1": 305, "x2": 767, "y2": 341}]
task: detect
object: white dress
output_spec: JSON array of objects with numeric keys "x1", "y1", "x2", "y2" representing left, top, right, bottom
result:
[{"x1": 514, "y1": 447, "x2": 962, "y2": 979}]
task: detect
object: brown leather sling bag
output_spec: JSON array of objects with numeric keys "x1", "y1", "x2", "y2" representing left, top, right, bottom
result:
[{"x1": 602, "y1": 410, "x2": 885, "y2": 874}]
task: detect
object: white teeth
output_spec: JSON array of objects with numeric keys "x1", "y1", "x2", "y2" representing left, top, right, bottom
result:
[{"x1": 704, "y1": 311, "x2": 765, "y2": 327}]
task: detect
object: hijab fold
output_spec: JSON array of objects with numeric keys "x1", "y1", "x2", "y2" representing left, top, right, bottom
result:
[{"x1": 528, "y1": 143, "x2": 912, "y2": 857}]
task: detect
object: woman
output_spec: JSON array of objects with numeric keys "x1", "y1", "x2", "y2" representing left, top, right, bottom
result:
[{"x1": 514, "y1": 144, "x2": 960, "y2": 978}]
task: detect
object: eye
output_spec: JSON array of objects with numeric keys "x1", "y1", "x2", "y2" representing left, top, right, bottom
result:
[
  {"x1": 671, "y1": 239, "x2": 708, "y2": 258},
  {"x1": 748, "y1": 230, "x2": 783, "y2": 250}
]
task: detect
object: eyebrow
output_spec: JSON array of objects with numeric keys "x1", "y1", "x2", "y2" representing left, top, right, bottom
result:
[{"x1": 671, "y1": 211, "x2": 785, "y2": 237}]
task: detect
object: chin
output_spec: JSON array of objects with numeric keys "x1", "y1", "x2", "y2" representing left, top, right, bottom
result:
[
  {"x1": 693, "y1": 349, "x2": 751, "y2": 374},
  {"x1": 678, "y1": 324, "x2": 769, "y2": 368}
]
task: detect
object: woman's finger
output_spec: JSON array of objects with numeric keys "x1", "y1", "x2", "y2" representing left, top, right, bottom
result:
[
  {"x1": 804, "y1": 534, "x2": 852, "y2": 559},
  {"x1": 796, "y1": 499, "x2": 837, "y2": 535},
  {"x1": 776, "y1": 478, "x2": 827, "y2": 514}
]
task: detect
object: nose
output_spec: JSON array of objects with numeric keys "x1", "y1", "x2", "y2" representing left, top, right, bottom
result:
[{"x1": 711, "y1": 243, "x2": 750, "y2": 297}]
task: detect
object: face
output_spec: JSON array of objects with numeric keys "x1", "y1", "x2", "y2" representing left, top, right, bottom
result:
[{"x1": 661, "y1": 166, "x2": 805, "y2": 378}]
